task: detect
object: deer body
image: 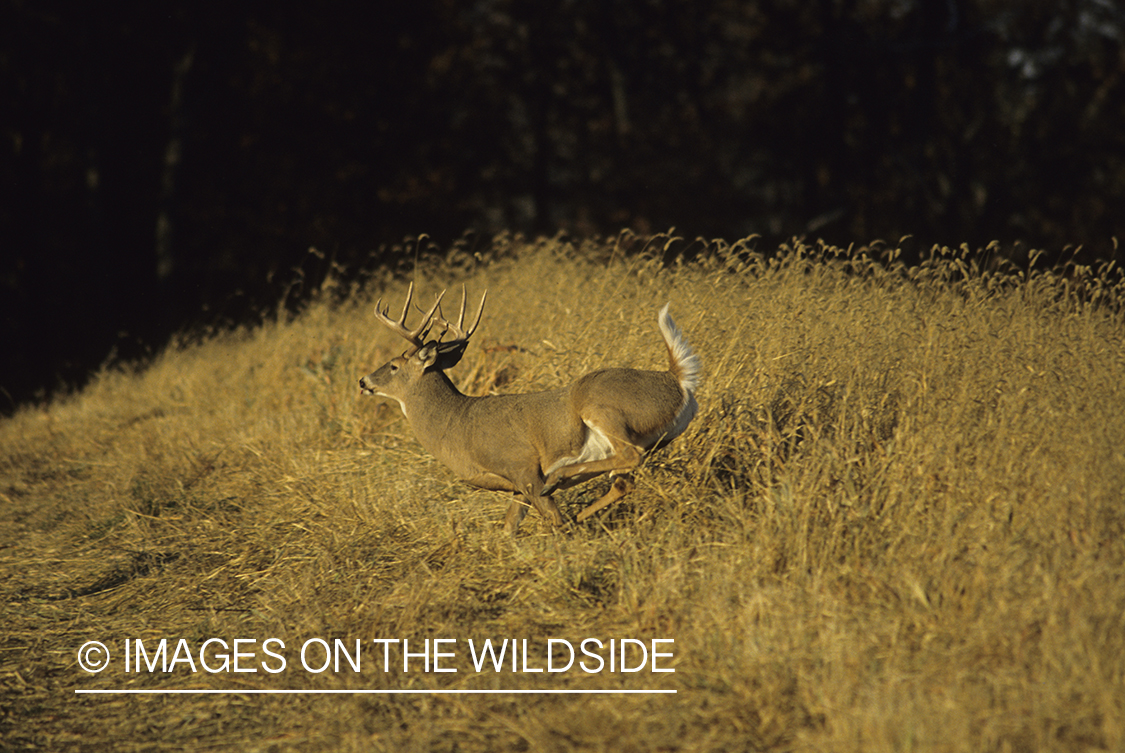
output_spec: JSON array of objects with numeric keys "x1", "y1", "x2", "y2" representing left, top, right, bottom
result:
[{"x1": 360, "y1": 285, "x2": 699, "y2": 532}]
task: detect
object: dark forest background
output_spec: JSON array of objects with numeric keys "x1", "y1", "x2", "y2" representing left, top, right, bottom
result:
[{"x1": 2, "y1": 0, "x2": 1123, "y2": 412}]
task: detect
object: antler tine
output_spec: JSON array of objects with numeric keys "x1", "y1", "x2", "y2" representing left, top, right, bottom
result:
[
  {"x1": 436, "y1": 286, "x2": 487, "y2": 344},
  {"x1": 396, "y1": 280, "x2": 415, "y2": 325},
  {"x1": 464, "y1": 287, "x2": 487, "y2": 338},
  {"x1": 416, "y1": 288, "x2": 447, "y2": 339},
  {"x1": 373, "y1": 282, "x2": 447, "y2": 355}
]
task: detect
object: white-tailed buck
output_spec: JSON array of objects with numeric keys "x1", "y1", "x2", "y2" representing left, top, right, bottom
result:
[{"x1": 359, "y1": 283, "x2": 700, "y2": 533}]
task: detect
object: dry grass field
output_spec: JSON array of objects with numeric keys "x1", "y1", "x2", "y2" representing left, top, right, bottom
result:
[{"x1": 3, "y1": 235, "x2": 1124, "y2": 752}]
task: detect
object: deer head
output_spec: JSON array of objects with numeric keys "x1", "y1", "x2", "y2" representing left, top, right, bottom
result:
[{"x1": 358, "y1": 283, "x2": 487, "y2": 414}]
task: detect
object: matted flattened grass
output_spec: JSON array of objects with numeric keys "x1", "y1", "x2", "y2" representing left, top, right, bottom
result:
[{"x1": 2, "y1": 236, "x2": 1124, "y2": 752}]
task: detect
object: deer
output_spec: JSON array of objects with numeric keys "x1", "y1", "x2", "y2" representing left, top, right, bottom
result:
[{"x1": 358, "y1": 283, "x2": 700, "y2": 533}]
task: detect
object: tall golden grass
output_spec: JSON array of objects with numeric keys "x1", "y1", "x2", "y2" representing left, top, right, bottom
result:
[{"x1": 2, "y1": 236, "x2": 1124, "y2": 751}]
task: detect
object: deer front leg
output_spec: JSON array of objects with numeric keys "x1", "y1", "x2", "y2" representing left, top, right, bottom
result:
[
  {"x1": 504, "y1": 497, "x2": 530, "y2": 534},
  {"x1": 504, "y1": 483, "x2": 565, "y2": 535},
  {"x1": 531, "y1": 494, "x2": 564, "y2": 526}
]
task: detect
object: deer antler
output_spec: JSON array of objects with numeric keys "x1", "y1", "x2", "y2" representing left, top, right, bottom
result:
[
  {"x1": 433, "y1": 286, "x2": 487, "y2": 352},
  {"x1": 373, "y1": 282, "x2": 446, "y2": 356}
]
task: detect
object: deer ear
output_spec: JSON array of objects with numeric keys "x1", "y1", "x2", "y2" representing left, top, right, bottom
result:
[
  {"x1": 414, "y1": 342, "x2": 440, "y2": 370},
  {"x1": 435, "y1": 341, "x2": 469, "y2": 370}
]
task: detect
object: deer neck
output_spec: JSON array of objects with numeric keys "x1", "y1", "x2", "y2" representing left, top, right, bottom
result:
[{"x1": 402, "y1": 369, "x2": 474, "y2": 452}]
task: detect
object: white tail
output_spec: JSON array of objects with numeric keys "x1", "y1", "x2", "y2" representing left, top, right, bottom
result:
[{"x1": 359, "y1": 284, "x2": 700, "y2": 533}]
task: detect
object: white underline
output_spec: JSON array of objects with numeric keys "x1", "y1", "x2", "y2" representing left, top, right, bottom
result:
[{"x1": 76, "y1": 688, "x2": 676, "y2": 695}]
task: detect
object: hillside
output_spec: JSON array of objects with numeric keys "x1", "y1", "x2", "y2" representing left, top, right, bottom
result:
[{"x1": 3, "y1": 236, "x2": 1124, "y2": 751}]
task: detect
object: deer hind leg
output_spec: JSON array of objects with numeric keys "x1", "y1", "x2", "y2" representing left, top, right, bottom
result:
[
  {"x1": 542, "y1": 420, "x2": 644, "y2": 496},
  {"x1": 576, "y1": 474, "x2": 635, "y2": 522}
]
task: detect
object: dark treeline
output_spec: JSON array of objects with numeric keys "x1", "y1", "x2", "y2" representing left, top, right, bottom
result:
[{"x1": 2, "y1": 0, "x2": 1123, "y2": 410}]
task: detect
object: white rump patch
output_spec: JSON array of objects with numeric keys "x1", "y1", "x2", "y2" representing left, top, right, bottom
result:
[
  {"x1": 544, "y1": 421, "x2": 615, "y2": 477},
  {"x1": 664, "y1": 391, "x2": 698, "y2": 445}
]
